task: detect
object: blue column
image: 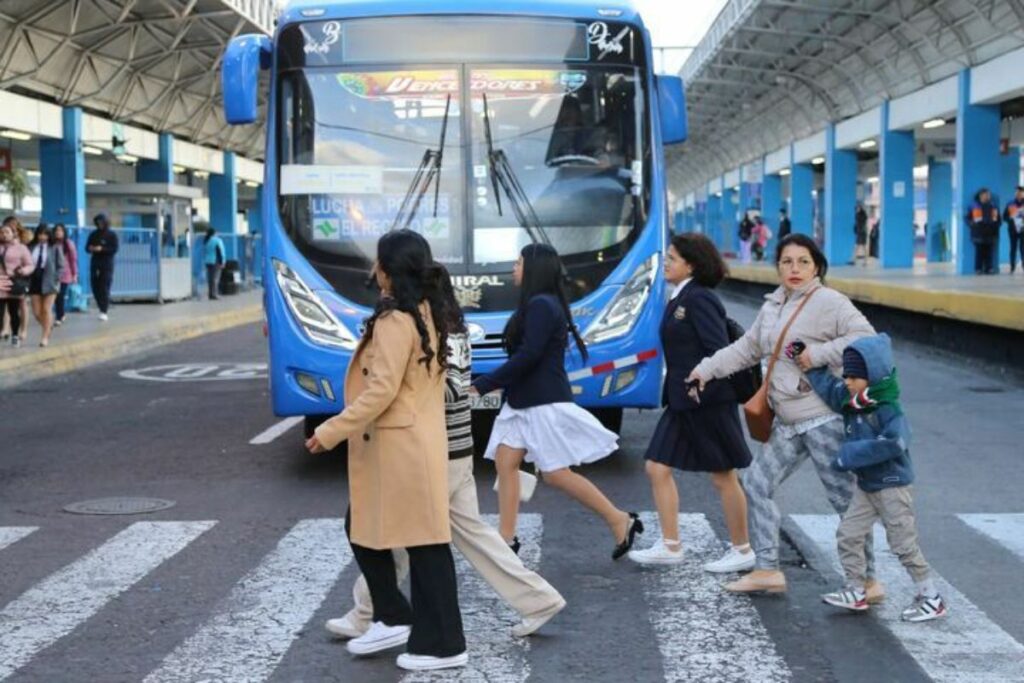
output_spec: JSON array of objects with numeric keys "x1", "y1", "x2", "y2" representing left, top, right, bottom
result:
[
  {"x1": 880, "y1": 101, "x2": 915, "y2": 268},
  {"x1": 824, "y1": 124, "x2": 858, "y2": 266},
  {"x1": 999, "y1": 146, "x2": 1020, "y2": 266},
  {"x1": 762, "y1": 166, "x2": 782, "y2": 256},
  {"x1": 248, "y1": 185, "x2": 264, "y2": 235},
  {"x1": 738, "y1": 166, "x2": 753, "y2": 218},
  {"x1": 695, "y1": 200, "x2": 706, "y2": 234},
  {"x1": 40, "y1": 107, "x2": 86, "y2": 228},
  {"x1": 706, "y1": 184, "x2": 722, "y2": 248},
  {"x1": 955, "y1": 69, "x2": 1002, "y2": 275},
  {"x1": 209, "y1": 151, "x2": 239, "y2": 234},
  {"x1": 927, "y1": 159, "x2": 953, "y2": 262},
  {"x1": 137, "y1": 133, "x2": 174, "y2": 184},
  {"x1": 791, "y1": 162, "x2": 815, "y2": 235},
  {"x1": 721, "y1": 185, "x2": 736, "y2": 254}
]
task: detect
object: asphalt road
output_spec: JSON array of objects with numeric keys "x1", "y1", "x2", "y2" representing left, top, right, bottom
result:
[{"x1": 1, "y1": 292, "x2": 1023, "y2": 683}]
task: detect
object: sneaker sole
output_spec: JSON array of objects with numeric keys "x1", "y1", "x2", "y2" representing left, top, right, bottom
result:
[
  {"x1": 347, "y1": 633, "x2": 410, "y2": 656},
  {"x1": 822, "y1": 597, "x2": 869, "y2": 612},
  {"x1": 325, "y1": 622, "x2": 365, "y2": 639},
  {"x1": 397, "y1": 653, "x2": 469, "y2": 671},
  {"x1": 703, "y1": 561, "x2": 757, "y2": 574},
  {"x1": 902, "y1": 608, "x2": 948, "y2": 623}
]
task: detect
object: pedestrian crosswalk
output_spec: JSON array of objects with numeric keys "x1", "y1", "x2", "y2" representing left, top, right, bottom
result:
[{"x1": 1, "y1": 513, "x2": 1023, "y2": 683}]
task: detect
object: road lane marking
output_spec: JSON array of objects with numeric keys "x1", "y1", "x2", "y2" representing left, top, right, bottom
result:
[
  {"x1": 401, "y1": 513, "x2": 543, "y2": 683},
  {"x1": 143, "y1": 519, "x2": 350, "y2": 683},
  {"x1": 0, "y1": 521, "x2": 215, "y2": 680},
  {"x1": 636, "y1": 513, "x2": 791, "y2": 683},
  {"x1": 120, "y1": 363, "x2": 268, "y2": 382},
  {"x1": 790, "y1": 514, "x2": 1024, "y2": 683},
  {"x1": 0, "y1": 527, "x2": 37, "y2": 552},
  {"x1": 958, "y1": 513, "x2": 1024, "y2": 562},
  {"x1": 249, "y1": 416, "x2": 304, "y2": 445}
]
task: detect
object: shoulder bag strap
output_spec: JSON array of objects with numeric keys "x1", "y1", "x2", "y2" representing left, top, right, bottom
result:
[{"x1": 763, "y1": 287, "x2": 820, "y2": 385}]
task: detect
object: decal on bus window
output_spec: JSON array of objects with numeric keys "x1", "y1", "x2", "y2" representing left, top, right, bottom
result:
[
  {"x1": 309, "y1": 194, "x2": 452, "y2": 241},
  {"x1": 280, "y1": 165, "x2": 383, "y2": 196}
]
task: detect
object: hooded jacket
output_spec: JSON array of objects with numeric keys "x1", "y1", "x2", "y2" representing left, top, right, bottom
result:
[
  {"x1": 965, "y1": 191, "x2": 1001, "y2": 244},
  {"x1": 805, "y1": 334, "x2": 914, "y2": 492}
]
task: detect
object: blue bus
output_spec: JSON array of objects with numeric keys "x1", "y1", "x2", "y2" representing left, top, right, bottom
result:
[{"x1": 222, "y1": 0, "x2": 687, "y2": 440}]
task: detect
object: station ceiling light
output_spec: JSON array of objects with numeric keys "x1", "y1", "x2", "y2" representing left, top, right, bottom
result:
[
  {"x1": 923, "y1": 118, "x2": 947, "y2": 129},
  {"x1": 84, "y1": 178, "x2": 105, "y2": 185},
  {"x1": 83, "y1": 146, "x2": 104, "y2": 156},
  {"x1": 26, "y1": 170, "x2": 41, "y2": 177},
  {"x1": 0, "y1": 129, "x2": 31, "y2": 141},
  {"x1": 858, "y1": 139, "x2": 877, "y2": 149},
  {"x1": 778, "y1": 168, "x2": 791, "y2": 176},
  {"x1": 193, "y1": 170, "x2": 210, "y2": 178},
  {"x1": 866, "y1": 176, "x2": 879, "y2": 183},
  {"x1": 244, "y1": 180, "x2": 260, "y2": 188},
  {"x1": 117, "y1": 153, "x2": 139, "y2": 164},
  {"x1": 173, "y1": 165, "x2": 187, "y2": 174},
  {"x1": 811, "y1": 156, "x2": 825, "y2": 165},
  {"x1": 732, "y1": 185, "x2": 740, "y2": 191}
]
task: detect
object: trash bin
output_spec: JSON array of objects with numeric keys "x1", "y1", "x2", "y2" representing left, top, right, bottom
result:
[{"x1": 219, "y1": 260, "x2": 241, "y2": 295}]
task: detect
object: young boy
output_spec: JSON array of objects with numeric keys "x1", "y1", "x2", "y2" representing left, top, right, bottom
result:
[{"x1": 805, "y1": 333, "x2": 948, "y2": 623}]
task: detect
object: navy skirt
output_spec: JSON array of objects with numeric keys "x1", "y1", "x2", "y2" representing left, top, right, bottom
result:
[{"x1": 644, "y1": 402, "x2": 752, "y2": 472}]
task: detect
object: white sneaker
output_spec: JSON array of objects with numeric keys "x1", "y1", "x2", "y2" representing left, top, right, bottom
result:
[
  {"x1": 703, "y1": 547, "x2": 756, "y2": 573},
  {"x1": 325, "y1": 613, "x2": 368, "y2": 639},
  {"x1": 396, "y1": 652, "x2": 468, "y2": 671},
  {"x1": 98, "y1": 313, "x2": 108, "y2": 321},
  {"x1": 627, "y1": 539, "x2": 684, "y2": 565},
  {"x1": 346, "y1": 621, "x2": 410, "y2": 656}
]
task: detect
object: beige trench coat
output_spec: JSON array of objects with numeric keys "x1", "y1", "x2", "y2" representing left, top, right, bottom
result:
[{"x1": 315, "y1": 305, "x2": 450, "y2": 550}]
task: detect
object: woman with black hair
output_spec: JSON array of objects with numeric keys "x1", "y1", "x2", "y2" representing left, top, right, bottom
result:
[
  {"x1": 628, "y1": 234, "x2": 753, "y2": 570},
  {"x1": 28, "y1": 223, "x2": 65, "y2": 347},
  {"x1": 471, "y1": 243, "x2": 642, "y2": 560},
  {"x1": 688, "y1": 234, "x2": 877, "y2": 596},
  {"x1": 305, "y1": 230, "x2": 467, "y2": 672}
]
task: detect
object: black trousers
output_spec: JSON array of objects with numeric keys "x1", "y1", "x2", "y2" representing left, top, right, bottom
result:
[
  {"x1": 974, "y1": 242, "x2": 997, "y2": 273},
  {"x1": 90, "y1": 262, "x2": 113, "y2": 313},
  {"x1": 345, "y1": 510, "x2": 465, "y2": 657},
  {"x1": 1008, "y1": 224, "x2": 1024, "y2": 272},
  {"x1": 1, "y1": 298, "x2": 21, "y2": 337}
]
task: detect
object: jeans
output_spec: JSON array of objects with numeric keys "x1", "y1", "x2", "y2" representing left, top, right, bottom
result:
[{"x1": 1008, "y1": 224, "x2": 1024, "y2": 272}]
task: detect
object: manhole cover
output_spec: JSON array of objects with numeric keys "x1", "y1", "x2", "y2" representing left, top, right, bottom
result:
[
  {"x1": 64, "y1": 497, "x2": 176, "y2": 516},
  {"x1": 966, "y1": 386, "x2": 1006, "y2": 394}
]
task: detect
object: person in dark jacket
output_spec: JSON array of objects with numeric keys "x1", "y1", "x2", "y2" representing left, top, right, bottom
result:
[
  {"x1": 777, "y1": 208, "x2": 791, "y2": 240},
  {"x1": 852, "y1": 204, "x2": 868, "y2": 266},
  {"x1": 471, "y1": 243, "x2": 642, "y2": 561},
  {"x1": 628, "y1": 233, "x2": 754, "y2": 570},
  {"x1": 1003, "y1": 186, "x2": 1024, "y2": 274},
  {"x1": 966, "y1": 189, "x2": 1000, "y2": 274},
  {"x1": 86, "y1": 212, "x2": 119, "y2": 320},
  {"x1": 805, "y1": 334, "x2": 947, "y2": 623}
]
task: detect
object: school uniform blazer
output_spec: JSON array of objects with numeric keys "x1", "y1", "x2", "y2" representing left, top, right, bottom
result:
[
  {"x1": 661, "y1": 283, "x2": 736, "y2": 412},
  {"x1": 315, "y1": 303, "x2": 450, "y2": 550}
]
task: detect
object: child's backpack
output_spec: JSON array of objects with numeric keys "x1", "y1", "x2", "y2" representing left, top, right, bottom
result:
[{"x1": 725, "y1": 318, "x2": 762, "y2": 403}]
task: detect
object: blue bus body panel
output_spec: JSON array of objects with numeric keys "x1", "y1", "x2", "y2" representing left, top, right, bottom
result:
[{"x1": 264, "y1": 0, "x2": 673, "y2": 417}]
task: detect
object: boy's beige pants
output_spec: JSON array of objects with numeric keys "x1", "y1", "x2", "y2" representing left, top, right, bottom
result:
[
  {"x1": 837, "y1": 485, "x2": 931, "y2": 587},
  {"x1": 344, "y1": 456, "x2": 562, "y2": 627}
]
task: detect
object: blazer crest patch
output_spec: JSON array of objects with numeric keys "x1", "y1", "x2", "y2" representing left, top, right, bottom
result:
[{"x1": 673, "y1": 305, "x2": 686, "y2": 320}]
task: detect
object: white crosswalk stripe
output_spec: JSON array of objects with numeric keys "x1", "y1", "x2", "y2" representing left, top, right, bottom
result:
[
  {"x1": 636, "y1": 513, "x2": 791, "y2": 682},
  {"x1": 790, "y1": 514, "x2": 1024, "y2": 683},
  {"x1": 401, "y1": 513, "x2": 543, "y2": 683},
  {"x1": 0, "y1": 526, "x2": 37, "y2": 552},
  {"x1": 0, "y1": 520, "x2": 215, "y2": 681},
  {"x1": 142, "y1": 518, "x2": 351, "y2": 683},
  {"x1": 958, "y1": 513, "x2": 1024, "y2": 563}
]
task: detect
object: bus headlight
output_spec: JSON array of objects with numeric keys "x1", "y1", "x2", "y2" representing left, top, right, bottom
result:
[
  {"x1": 273, "y1": 259, "x2": 358, "y2": 350},
  {"x1": 583, "y1": 254, "x2": 657, "y2": 345}
]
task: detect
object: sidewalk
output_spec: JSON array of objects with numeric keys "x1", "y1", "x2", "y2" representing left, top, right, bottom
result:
[
  {"x1": 0, "y1": 291, "x2": 263, "y2": 389},
  {"x1": 726, "y1": 260, "x2": 1024, "y2": 332}
]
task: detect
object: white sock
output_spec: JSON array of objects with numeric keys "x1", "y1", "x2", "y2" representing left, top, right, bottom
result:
[
  {"x1": 733, "y1": 543, "x2": 752, "y2": 554},
  {"x1": 916, "y1": 577, "x2": 938, "y2": 598},
  {"x1": 663, "y1": 538, "x2": 682, "y2": 550}
]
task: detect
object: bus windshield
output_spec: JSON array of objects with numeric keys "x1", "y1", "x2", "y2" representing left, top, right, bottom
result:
[{"x1": 276, "y1": 17, "x2": 649, "y2": 306}]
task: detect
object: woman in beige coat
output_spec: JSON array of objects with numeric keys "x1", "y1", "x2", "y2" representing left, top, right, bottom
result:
[{"x1": 305, "y1": 230, "x2": 467, "y2": 673}]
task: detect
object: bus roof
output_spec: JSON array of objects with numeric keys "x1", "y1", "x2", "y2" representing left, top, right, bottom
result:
[{"x1": 278, "y1": 0, "x2": 644, "y2": 28}]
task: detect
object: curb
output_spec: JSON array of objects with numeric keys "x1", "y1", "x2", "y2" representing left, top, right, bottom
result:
[
  {"x1": 727, "y1": 264, "x2": 1024, "y2": 332},
  {"x1": 0, "y1": 304, "x2": 263, "y2": 390}
]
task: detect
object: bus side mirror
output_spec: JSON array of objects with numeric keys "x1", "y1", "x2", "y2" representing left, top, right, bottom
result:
[
  {"x1": 223, "y1": 34, "x2": 272, "y2": 125},
  {"x1": 656, "y1": 75, "x2": 687, "y2": 145}
]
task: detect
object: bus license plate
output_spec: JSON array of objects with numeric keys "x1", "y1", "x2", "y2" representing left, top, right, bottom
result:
[{"x1": 471, "y1": 391, "x2": 502, "y2": 411}]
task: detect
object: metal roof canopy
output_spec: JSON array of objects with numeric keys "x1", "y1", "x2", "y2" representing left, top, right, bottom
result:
[
  {"x1": 669, "y1": 0, "x2": 1024, "y2": 195},
  {"x1": 0, "y1": 0, "x2": 275, "y2": 160}
]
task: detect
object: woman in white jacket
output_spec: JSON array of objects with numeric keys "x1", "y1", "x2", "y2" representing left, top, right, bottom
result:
[{"x1": 688, "y1": 234, "x2": 879, "y2": 596}]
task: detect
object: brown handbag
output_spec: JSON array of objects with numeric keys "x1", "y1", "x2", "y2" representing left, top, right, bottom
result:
[{"x1": 743, "y1": 287, "x2": 819, "y2": 442}]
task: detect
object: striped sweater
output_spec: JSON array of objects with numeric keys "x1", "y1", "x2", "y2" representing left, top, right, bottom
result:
[{"x1": 445, "y1": 332, "x2": 474, "y2": 460}]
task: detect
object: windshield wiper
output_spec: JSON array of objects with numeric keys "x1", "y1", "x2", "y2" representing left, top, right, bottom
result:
[{"x1": 390, "y1": 94, "x2": 452, "y2": 231}]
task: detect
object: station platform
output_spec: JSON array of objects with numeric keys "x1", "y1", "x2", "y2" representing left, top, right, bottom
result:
[{"x1": 725, "y1": 260, "x2": 1024, "y2": 333}]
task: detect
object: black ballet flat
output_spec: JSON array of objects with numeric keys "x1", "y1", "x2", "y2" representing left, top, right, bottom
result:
[
  {"x1": 509, "y1": 536, "x2": 521, "y2": 556},
  {"x1": 612, "y1": 512, "x2": 644, "y2": 560}
]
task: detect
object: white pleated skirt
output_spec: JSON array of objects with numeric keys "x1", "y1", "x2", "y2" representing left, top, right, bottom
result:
[{"x1": 483, "y1": 402, "x2": 619, "y2": 472}]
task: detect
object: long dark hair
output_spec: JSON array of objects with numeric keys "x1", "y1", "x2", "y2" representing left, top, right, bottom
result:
[
  {"x1": 435, "y1": 263, "x2": 467, "y2": 335},
  {"x1": 30, "y1": 223, "x2": 52, "y2": 248},
  {"x1": 775, "y1": 233, "x2": 828, "y2": 282},
  {"x1": 363, "y1": 230, "x2": 449, "y2": 372},
  {"x1": 503, "y1": 243, "x2": 587, "y2": 362}
]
